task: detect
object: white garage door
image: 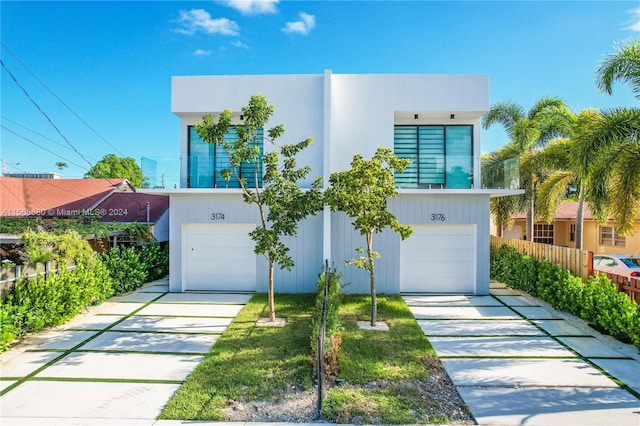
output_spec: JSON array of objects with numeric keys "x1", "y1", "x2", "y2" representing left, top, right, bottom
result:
[
  {"x1": 400, "y1": 224, "x2": 476, "y2": 293},
  {"x1": 183, "y1": 223, "x2": 256, "y2": 291}
]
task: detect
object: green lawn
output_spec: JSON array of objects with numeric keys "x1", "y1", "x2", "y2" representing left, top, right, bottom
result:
[
  {"x1": 322, "y1": 294, "x2": 457, "y2": 424},
  {"x1": 160, "y1": 292, "x2": 470, "y2": 424},
  {"x1": 159, "y1": 293, "x2": 315, "y2": 420}
]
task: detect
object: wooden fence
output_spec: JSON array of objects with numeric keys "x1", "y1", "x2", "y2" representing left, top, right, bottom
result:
[
  {"x1": 490, "y1": 236, "x2": 593, "y2": 281},
  {"x1": 0, "y1": 261, "x2": 75, "y2": 301},
  {"x1": 605, "y1": 273, "x2": 640, "y2": 304}
]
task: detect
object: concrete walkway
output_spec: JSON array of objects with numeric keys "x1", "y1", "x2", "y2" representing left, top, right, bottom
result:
[
  {"x1": 2, "y1": 278, "x2": 639, "y2": 425},
  {"x1": 405, "y1": 281, "x2": 640, "y2": 426},
  {"x1": 0, "y1": 278, "x2": 252, "y2": 425}
]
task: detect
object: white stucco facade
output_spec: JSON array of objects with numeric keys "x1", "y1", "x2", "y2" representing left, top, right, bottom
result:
[{"x1": 158, "y1": 71, "x2": 520, "y2": 295}]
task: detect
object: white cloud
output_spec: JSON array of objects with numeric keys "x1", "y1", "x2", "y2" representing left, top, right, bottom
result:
[
  {"x1": 231, "y1": 40, "x2": 249, "y2": 49},
  {"x1": 219, "y1": 0, "x2": 279, "y2": 15},
  {"x1": 194, "y1": 49, "x2": 212, "y2": 56},
  {"x1": 625, "y1": 7, "x2": 640, "y2": 31},
  {"x1": 175, "y1": 9, "x2": 239, "y2": 36},
  {"x1": 282, "y1": 12, "x2": 315, "y2": 35}
]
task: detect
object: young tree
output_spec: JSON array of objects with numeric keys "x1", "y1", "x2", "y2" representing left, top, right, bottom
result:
[
  {"x1": 85, "y1": 153, "x2": 143, "y2": 188},
  {"x1": 195, "y1": 95, "x2": 323, "y2": 322},
  {"x1": 325, "y1": 147, "x2": 412, "y2": 326}
]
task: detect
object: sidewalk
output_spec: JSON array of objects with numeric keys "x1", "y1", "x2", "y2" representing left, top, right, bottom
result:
[{"x1": 405, "y1": 281, "x2": 640, "y2": 426}]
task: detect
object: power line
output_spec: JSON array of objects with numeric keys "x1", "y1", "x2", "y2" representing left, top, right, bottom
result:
[
  {"x1": 1, "y1": 115, "x2": 94, "y2": 160},
  {"x1": 1, "y1": 42, "x2": 125, "y2": 157},
  {"x1": 1, "y1": 125, "x2": 88, "y2": 170},
  {"x1": 1, "y1": 58, "x2": 95, "y2": 169}
]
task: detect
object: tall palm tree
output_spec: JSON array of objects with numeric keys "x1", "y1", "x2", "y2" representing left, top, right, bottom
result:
[
  {"x1": 482, "y1": 97, "x2": 572, "y2": 240},
  {"x1": 535, "y1": 109, "x2": 600, "y2": 249},
  {"x1": 577, "y1": 38, "x2": 640, "y2": 236}
]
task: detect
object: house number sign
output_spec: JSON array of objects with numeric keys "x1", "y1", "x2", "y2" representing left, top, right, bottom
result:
[
  {"x1": 430, "y1": 213, "x2": 446, "y2": 222},
  {"x1": 210, "y1": 213, "x2": 226, "y2": 221}
]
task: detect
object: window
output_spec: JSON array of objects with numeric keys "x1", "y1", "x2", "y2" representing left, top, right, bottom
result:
[
  {"x1": 188, "y1": 126, "x2": 263, "y2": 188},
  {"x1": 600, "y1": 226, "x2": 625, "y2": 247},
  {"x1": 394, "y1": 125, "x2": 473, "y2": 189},
  {"x1": 569, "y1": 224, "x2": 576, "y2": 242},
  {"x1": 533, "y1": 224, "x2": 554, "y2": 244}
]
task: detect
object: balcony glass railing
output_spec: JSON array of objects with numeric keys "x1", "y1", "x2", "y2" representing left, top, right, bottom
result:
[
  {"x1": 481, "y1": 156, "x2": 520, "y2": 190},
  {"x1": 141, "y1": 156, "x2": 180, "y2": 189}
]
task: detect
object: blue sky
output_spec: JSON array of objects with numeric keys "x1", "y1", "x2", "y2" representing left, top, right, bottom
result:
[{"x1": 1, "y1": 1, "x2": 639, "y2": 187}]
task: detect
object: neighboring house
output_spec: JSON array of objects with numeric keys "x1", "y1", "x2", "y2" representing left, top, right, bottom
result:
[
  {"x1": 498, "y1": 201, "x2": 640, "y2": 255},
  {"x1": 0, "y1": 177, "x2": 169, "y2": 243},
  {"x1": 95, "y1": 192, "x2": 169, "y2": 243},
  {"x1": 148, "y1": 71, "x2": 519, "y2": 295},
  {"x1": 0, "y1": 177, "x2": 134, "y2": 217}
]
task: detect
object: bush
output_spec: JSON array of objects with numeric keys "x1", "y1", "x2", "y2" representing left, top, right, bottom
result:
[
  {"x1": 491, "y1": 244, "x2": 640, "y2": 346},
  {"x1": 0, "y1": 263, "x2": 116, "y2": 350},
  {"x1": 0, "y1": 232, "x2": 169, "y2": 353},
  {"x1": 311, "y1": 266, "x2": 343, "y2": 381},
  {"x1": 100, "y1": 246, "x2": 148, "y2": 295},
  {"x1": 139, "y1": 241, "x2": 169, "y2": 281}
]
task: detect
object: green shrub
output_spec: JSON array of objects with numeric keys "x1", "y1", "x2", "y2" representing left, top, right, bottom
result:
[
  {"x1": 100, "y1": 246, "x2": 148, "y2": 295},
  {"x1": 139, "y1": 241, "x2": 169, "y2": 281},
  {"x1": 490, "y1": 244, "x2": 640, "y2": 346}
]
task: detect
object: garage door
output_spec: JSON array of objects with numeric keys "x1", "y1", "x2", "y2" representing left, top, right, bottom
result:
[
  {"x1": 183, "y1": 223, "x2": 256, "y2": 291},
  {"x1": 400, "y1": 224, "x2": 476, "y2": 293}
]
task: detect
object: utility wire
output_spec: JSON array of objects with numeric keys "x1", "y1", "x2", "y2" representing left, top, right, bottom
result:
[
  {"x1": 1, "y1": 125, "x2": 88, "y2": 170},
  {"x1": 1, "y1": 58, "x2": 96, "y2": 170},
  {"x1": 1, "y1": 42, "x2": 125, "y2": 157},
  {"x1": 1, "y1": 115, "x2": 94, "y2": 160}
]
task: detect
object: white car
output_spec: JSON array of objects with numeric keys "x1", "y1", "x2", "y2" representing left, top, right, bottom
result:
[{"x1": 593, "y1": 254, "x2": 640, "y2": 280}]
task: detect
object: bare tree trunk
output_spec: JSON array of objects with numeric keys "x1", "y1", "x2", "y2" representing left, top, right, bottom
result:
[
  {"x1": 268, "y1": 257, "x2": 276, "y2": 322},
  {"x1": 367, "y1": 232, "x2": 376, "y2": 326},
  {"x1": 575, "y1": 188, "x2": 585, "y2": 250}
]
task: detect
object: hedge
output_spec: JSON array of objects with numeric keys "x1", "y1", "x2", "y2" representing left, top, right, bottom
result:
[
  {"x1": 491, "y1": 244, "x2": 640, "y2": 346},
  {"x1": 0, "y1": 236, "x2": 169, "y2": 352}
]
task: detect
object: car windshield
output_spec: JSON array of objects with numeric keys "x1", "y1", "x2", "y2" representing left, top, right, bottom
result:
[{"x1": 621, "y1": 258, "x2": 640, "y2": 268}]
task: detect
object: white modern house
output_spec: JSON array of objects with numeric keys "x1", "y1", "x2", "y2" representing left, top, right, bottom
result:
[{"x1": 152, "y1": 70, "x2": 520, "y2": 295}]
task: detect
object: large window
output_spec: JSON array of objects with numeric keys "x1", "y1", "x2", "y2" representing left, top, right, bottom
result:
[
  {"x1": 533, "y1": 224, "x2": 554, "y2": 245},
  {"x1": 188, "y1": 126, "x2": 263, "y2": 188},
  {"x1": 394, "y1": 125, "x2": 473, "y2": 189},
  {"x1": 600, "y1": 226, "x2": 625, "y2": 247}
]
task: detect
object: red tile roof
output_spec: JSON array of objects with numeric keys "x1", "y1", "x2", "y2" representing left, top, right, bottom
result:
[
  {"x1": 96, "y1": 192, "x2": 169, "y2": 223},
  {"x1": 0, "y1": 177, "x2": 133, "y2": 217}
]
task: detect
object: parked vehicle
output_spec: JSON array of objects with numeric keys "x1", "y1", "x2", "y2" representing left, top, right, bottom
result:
[{"x1": 593, "y1": 254, "x2": 640, "y2": 280}]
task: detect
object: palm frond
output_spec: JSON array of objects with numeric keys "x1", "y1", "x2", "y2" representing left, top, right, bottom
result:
[
  {"x1": 535, "y1": 171, "x2": 575, "y2": 223},
  {"x1": 596, "y1": 37, "x2": 640, "y2": 100},
  {"x1": 609, "y1": 142, "x2": 640, "y2": 235},
  {"x1": 481, "y1": 101, "x2": 524, "y2": 136}
]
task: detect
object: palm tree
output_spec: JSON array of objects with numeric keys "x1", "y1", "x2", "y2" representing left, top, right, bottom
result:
[
  {"x1": 55, "y1": 162, "x2": 68, "y2": 174},
  {"x1": 482, "y1": 97, "x2": 572, "y2": 240},
  {"x1": 578, "y1": 38, "x2": 640, "y2": 236}
]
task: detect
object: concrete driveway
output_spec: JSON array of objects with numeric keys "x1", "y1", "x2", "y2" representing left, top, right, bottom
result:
[
  {"x1": 0, "y1": 278, "x2": 252, "y2": 425},
  {"x1": 405, "y1": 281, "x2": 640, "y2": 426}
]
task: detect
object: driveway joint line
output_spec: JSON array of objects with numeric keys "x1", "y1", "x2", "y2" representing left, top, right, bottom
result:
[
  {"x1": 489, "y1": 291, "x2": 640, "y2": 400},
  {"x1": 0, "y1": 291, "x2": 168, "y2": 397}
]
